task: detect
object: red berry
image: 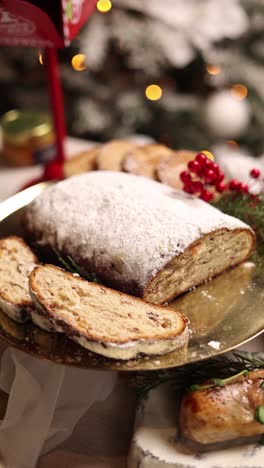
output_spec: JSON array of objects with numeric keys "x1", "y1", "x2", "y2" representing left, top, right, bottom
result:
[
  {"x1": 210, "y1": 162, "x2": 220, "y2": 174},
  {"x1": 229, "y1": 179, "x2": 241, "y2": 191},
  {"x1": 43, "y1": 161, "x2": 63, "y2": 181},
  {"x1": 201, "y1": 189, "x2": 214, "y2": 202},
  {"x1": 203, "y1": 158, "x2": 213, "y2": 169},
  {"x1": 184, "y1": 183, "x2": 194, "y2": 194},
  {"x1": 203, "y1": 168, "x2": 217, "y2": 184},
  {"x1": 195, "y1": 152, "x2": 207, "y2": 164},
  {"x1": 188, "y1": 160, "x2": 202, "y2": 175},
  {"x1": 250, "y1": 168, "x2": 261, "y2": 179},
  {"x1": 180, "y1": 170, "x2": 191, "y2": 183},
  {"x1": 216, "y1": 182, "x2": 227, "y2": 193},
  {"x1": 216, "y1": 171, "x2": 225, "y2": 182},
  {"x1": 240, "y1": 183, "x2": 249, "y2": 193},
  {"x1": 192, "y1": 181, "x2": 204, "y2": 193}
]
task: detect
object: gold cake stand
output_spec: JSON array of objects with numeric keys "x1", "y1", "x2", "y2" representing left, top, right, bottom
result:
[{"x1": 0, "y1": 184, "x2": 263, "y2": 372}]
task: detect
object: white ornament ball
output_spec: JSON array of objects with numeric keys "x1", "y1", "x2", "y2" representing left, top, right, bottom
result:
[{"x1": 204, "y1": 90, "x2": 250, "y2": 138}]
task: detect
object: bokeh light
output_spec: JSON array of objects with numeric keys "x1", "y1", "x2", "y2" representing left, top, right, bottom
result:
[
  {"x1": 231, "y1": 84, "x2": 248, "y2": 100},
  {"x1": 206, "y1": 64, "x2": 221, "y2": 76},
  {"x1": 227, "y1": 140, "x2": 239, "y2": 149},
  {"x1": 145, "y1": 84, "x2": 163, "y2": 101},
  {"x1": 71, "y1": 54, "x2": 87, "y2": 71},
  {"x1": 38, "y1": 51, "x2": 43, "y2": 65},
  {"x1": 97, "y1": 0, "x2": 112, "y2": 13}
]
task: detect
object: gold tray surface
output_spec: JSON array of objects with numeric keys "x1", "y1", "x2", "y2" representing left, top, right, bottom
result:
[{"x1": 0, "y1": 183, "x2": 263, "y2": 372}]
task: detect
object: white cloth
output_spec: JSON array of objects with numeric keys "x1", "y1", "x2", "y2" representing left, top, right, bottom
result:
[{"x1": 0, "y1": 349, "x2": 117, "y2": 468}]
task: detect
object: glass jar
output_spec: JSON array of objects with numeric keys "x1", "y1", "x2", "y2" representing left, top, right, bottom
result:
[{"x1": 1, "y1": 110, "x2": 56, "y2": 166}]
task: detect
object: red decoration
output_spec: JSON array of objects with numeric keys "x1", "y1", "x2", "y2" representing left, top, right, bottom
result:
[
  {"x1": 188, "y1": 160, "x2": 202, "y2": 175},
  {"x1": 43, "y1": 161, "x2": 64, "y2": 181},
  {"x1": 0, "y1": 1, "x2": 97, "y2": 48},
  {"x1": 229, "y1": 179, "x2": 241, "y2": 191},
  {"x1": 0, "y1": 0, "x2": 97, "y2": 185},
  {"x1": 250, "y1": 168, "x2": 261, "y2": 179},
  {"x1": 201, "y1": 189, "x2": 213, "y2": 202}
]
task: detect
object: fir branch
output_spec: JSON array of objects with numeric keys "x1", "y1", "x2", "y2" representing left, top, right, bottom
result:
[
  {"x1": 133, "y1": 352, "x2": 264, "y2": 400},
  {"x1": 213, "y1": 192, "x2": 264, "y2": 271},
  {"x1": 213, "y1": 193, "x2": 264, "y2": 244},
  {"x1": 51, "y1": 247, "x2": 103, "y2": 284}
]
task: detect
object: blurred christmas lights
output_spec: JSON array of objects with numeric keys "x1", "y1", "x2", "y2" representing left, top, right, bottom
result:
[
  {"x1": 206, "y1": 64, "x2": 221, "y2": 75},
  {"x1": 97, "y1": 0, "x2": 112, "y2": 13},
  {"x1": 231, "y1": 84, "x2": 248, "y2": 100},
  {"x1": 72, "y1": 54, "x2": 87, "y2": 71},
  {"x1": 38, "y1": 51, "x2": 43, "y2": 65},
  {"x1": 145, "y1": 84, "x2": 162, "y2": 101}
]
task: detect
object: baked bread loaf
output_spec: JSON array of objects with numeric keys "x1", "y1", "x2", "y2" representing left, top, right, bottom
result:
[
  {"x1": 122, "y1": 144, "x2": 172, "y2": 179},
  {"x1": 96, "y1": 140, "x2": 135, "y2": 171},
  {"x1": 24, "y1": 172, "x2": 255, "y2": 305},
  {"x1": 157, "y1": 150, "x2": 197, "y2": 189},
  {"x1": 29, "y1": 265, "x2": 189, "y2": 360},
  {"x1": 0, "y1": 236, "x2": 37, "y2": 322},
  {"x1": 63, "y1": 146, "x2": 99, "y2": 177}
]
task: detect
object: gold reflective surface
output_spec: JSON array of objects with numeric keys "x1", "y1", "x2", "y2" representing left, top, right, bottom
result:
[{"x1": 0, "y1": 184, "x2": 263, "y2": 372}]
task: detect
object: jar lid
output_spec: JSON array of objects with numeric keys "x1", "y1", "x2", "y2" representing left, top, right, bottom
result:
[{"x1": 1, "y1": 110, "x2": 53, "y2": 145}]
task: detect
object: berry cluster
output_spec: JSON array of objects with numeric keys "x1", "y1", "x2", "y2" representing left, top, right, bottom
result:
[
  {"x1": 228, "y1": 168, "x2": 262, "y2": 195},
  {"x1": 180, "y1": 152, "x2": 263, "y2": 203},
  {"x1": 180, "y1": 152, "x2": 226, "y2": 202}
]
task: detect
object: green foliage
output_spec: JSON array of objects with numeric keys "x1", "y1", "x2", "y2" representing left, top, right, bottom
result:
[{"x1": 133, "y1": 352, "x2": 264, "y2": 400}]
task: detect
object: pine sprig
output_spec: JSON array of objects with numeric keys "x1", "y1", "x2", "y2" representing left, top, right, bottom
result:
[
  {"x1": 51, "y1": 247, "x2": 103, "y2": 284},
  {"x1": 213, "y1": 192, "x2": 264, "y2": 272},
  {"x1": 133, "y1": 352, "x2": 264, "y2": 400}
]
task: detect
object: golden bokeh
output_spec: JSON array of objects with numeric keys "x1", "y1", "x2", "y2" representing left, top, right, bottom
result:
[
  {"x1": 231, "y1": 84, "x2": 248, "y2": 100},
  {"x1": 38, "y1": 51, "x2": 43, "y2": 65},
  {"x1": 206, "y1": 64, "x2": 221, "y2": 76},
  {"x1": 227, "y1": 140, "x2": 239, "y2": 149},
  {"x1": 145, "y1": 84, "x2": 163, "y2": 101},
  {"x1": 201, "y1": 150, "x2": 215, "y2": 161},
  {"x1": 71, "y1": 54, "x2": 87, "y2": 71},
  {"x1": 97, "y1": 0, "x2": 112, "y2": 13}
]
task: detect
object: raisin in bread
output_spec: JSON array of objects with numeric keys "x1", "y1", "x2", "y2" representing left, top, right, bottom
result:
[
  {"x1": 24, "y1": 172, "x2": 255, "y2": 305},
  {"x1": 0, "y1": 236, "x2": 37, "y2": 322},
  {"x1": 29, "y1": 265, "x2": 189, "y2": 360}
]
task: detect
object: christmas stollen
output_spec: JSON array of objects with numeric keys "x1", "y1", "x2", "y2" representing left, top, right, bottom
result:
[
  {"x1": 24, "y1": 171, "x2": 255, "y2": 305},
  {"x1": 29, "y1": 265, "x2": 188, "y2": 360}
]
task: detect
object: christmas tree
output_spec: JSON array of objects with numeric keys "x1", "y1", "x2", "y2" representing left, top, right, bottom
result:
[{"x1": 0, "y1": 0, "x2": 264, "y2": 158}]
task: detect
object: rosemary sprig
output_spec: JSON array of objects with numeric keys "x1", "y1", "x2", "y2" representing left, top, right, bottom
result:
[
  {"x1": 51, "y1": 247, "x2": 103, "y2": 284},
  {"x1": 189, "y1": 370, "x2": 249, "y2": 392},
  {"x1": 133, "y1": 352, "x2": 264, "y2": 400}
]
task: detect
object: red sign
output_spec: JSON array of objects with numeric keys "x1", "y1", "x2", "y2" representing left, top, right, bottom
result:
[{"x1": 0, "y1": 0, "x2": 97, "y2": 48}]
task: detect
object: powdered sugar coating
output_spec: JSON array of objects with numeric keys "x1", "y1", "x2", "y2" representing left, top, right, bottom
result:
[{"x1": 25, "y1": 172, "x2": 251, "y2": 294}]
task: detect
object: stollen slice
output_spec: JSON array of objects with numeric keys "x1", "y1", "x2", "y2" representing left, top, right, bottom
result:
[
  {"x1": 96, "y1": 140, "x2": 136, "y2": 171},
  {"x1": 157, "y1": 150, "x2": 197, "y2": 189},
  {"x1": 122, "y1": 144, "x2": 172, "y2": 179},
  {"x1": 29, "y1": 265, "x2": 189, "y2": 360},
  {"x1": 0, "y1": 236, "x2": 38, "y2": 323},
  {"x1": 63, "y1": 146, "x2": 99, "y2": 177}
]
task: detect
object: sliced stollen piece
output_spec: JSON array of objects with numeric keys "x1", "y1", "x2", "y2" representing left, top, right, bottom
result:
[
  {"x1": 29, "y1": 265, "x2": 189, "y2": 360},
  {"x1": 24, "y1": 172, "x2": 255, "y2": 305},
  {"x1": 122, "y1": 144, "x2": 172, "y2": 179},
  {"x1": 0, "y1": 236, "x2": 37, "y2": 323},
  {"x1": 96, "y1": 140, "x2": 136, "y2": 171},
  {"x1": 157, "y1": 150, "x2": 197, "y2": 189},
  {"x1": 63, "y1": 146, "x2": 99, "y2": 177}
]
